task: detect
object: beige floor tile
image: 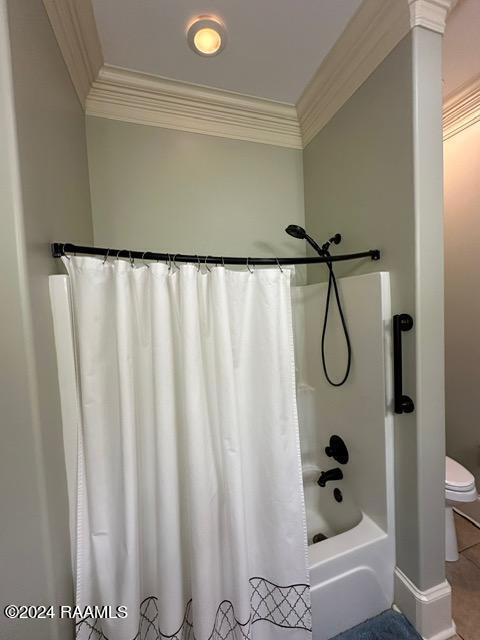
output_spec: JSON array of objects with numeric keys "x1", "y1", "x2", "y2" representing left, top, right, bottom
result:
[
  {"x1": 463, "y1": 543, "x2": 480, "y2": 569},
  {"x1": 446, "y1": 555, "x2": 480, "y2": 640},
  {"x1": 454, "y1": 512, "x2": 480, "y2": 551}
]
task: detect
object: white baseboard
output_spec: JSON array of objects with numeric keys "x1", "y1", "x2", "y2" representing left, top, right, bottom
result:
[{"x1": 394, "y1": 568, "x2": 456, "y2": 640}]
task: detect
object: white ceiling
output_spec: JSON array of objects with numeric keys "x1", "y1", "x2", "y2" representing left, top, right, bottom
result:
[
  {"x1": 90, "y1": 0, "x2": 362, "y2": 104},
  {"x1": 443, "y1": 0, "x2": 480, "y2": 97}
]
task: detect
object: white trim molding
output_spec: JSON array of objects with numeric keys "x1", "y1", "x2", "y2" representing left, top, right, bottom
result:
[
  {"x1": 86, "y1": 65, "x2": 302, "y2": 149},
  {"x1": 394, "y1": 568, "x2": 456, "y2": 640},
  {"x1": 297, "y1": 0, "x2": 410, "y2": 147},
  {"x1": 297, "y1": 0, "x2": 457, "y2": 147},
  {"x1": 443, "y1": 74, "x2": 480, "y2": 141},
  {"x1": 42, "y1": 0, "x2": 102, "y2": 106},
  {"x1": 408, "y1": 0, "x2": 454, "y2": 33},
  {"x1": 44, "y1": 0, "x2": 458, "y2": 147}
]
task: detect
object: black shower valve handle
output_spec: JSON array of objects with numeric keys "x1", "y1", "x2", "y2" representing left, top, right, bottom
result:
[{"x1": 325, "y1": 435, "x2": 349, "y2": 465}]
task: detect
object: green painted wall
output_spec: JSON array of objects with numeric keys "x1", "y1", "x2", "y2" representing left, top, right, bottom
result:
[
  {"x1": 0, "y1": 0, "x2": 92, "y2": 637},
  {"x1": 86, "y1": 117, "x2": 306, "y2": 274}
]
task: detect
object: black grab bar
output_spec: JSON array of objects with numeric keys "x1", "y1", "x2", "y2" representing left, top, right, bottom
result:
[{"x1": 393, "y1": 314, "x2": 415, "y2": 414}]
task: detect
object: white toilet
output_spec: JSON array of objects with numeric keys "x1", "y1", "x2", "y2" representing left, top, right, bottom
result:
[{"x1": 445, "y1": 456, "x2": 477, "y2": 561}]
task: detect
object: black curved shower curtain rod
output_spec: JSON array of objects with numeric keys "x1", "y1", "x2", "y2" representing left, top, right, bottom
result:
[{"x1": 50, "y1": 243, "x2": 380, "y2": 266}]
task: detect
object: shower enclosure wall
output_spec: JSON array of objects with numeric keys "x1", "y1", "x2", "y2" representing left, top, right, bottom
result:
[{"x1": 293, "y1": 271, "x2": 395, "y2": 640}]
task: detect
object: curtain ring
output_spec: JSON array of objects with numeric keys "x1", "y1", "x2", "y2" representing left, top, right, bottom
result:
[
  {"x1": 141, "y1": 251, "x2": 150, "y2": 268},
  {"x1": 115, "y1": 249, "x2": 122, "y2": 260},
  {"x1": 62, "y1": 244, "x2": 71, "y2": 260},
  {"x1": 196, "y1": 255, "x2": 201, "y2": 272},
  {"x1": 129, "y1": 251, "x2": 135, "y2": 268},
  {"x1": 204, "y1": 255, "x2": 212, "y2": 272},
  {"x1": 275, "y1": 257, "x2": 284, "y2": 273},
  {"x1": 102, "y1": 249, "x2": 110, "y2": 264},
  {"x1": 173, "y1": 254, "x2": 179, "y2": 271},
  {"x1": 221, "y1": 256, "x2": 225, "y2": 268},
  {"x1": 246, "y1": 257, "x2": 254, "y2": 274}
]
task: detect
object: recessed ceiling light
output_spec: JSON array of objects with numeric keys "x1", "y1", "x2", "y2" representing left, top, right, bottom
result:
[{"x1": 187, "y1": 16, "x2": 226, "y2": 57}]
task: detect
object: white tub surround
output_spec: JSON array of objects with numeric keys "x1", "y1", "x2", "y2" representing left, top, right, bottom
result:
[
  {"x1": 48, "y1": 276, "x2": 80, "y2": 572},
  {"x1": 293, "y1": 272, "x2": 395, "y2": 639}
]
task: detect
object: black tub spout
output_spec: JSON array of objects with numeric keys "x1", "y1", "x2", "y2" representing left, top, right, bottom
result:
[{"x1": 317, "y1": 468, "x2": 343, "y2": 487}]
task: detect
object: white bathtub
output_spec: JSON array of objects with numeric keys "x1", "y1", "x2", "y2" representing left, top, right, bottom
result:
[
  {"x1": 293, "y1": 273, "x2": 395, "y2": 640},
  {"x1": 308, "y1": 514, "x2": 394, "y2": 640},
  {"x1": 302, "y1": 460, "x2": 394, "y2": 639}
]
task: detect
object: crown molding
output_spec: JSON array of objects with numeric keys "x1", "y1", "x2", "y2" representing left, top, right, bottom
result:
[
  {"x1": 296, "y1": 0, "x2": 457, "y2": 148},
  {"x1": 408, "y1": 0, "x2": 456, "y2": 33},
  {"x1": 44, "y1": 0, "x2": 458, "y2": 149},
  {"x1": 443, "y1": 74, "x2": 480, "y2": 141},
  {"x1": 42, "y1": 0, "x2": 102, "y2": 106},
  {"x1": 297, "y1": 0, "x2": 410, "y2": 147},
  {"x1": 86, "y1": 65, "x2": 302, "y2": 149}
]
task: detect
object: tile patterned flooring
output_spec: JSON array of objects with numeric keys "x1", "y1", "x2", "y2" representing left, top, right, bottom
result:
[{"x1": 446, "y1": 512, "x2": 480, "y2": 640}]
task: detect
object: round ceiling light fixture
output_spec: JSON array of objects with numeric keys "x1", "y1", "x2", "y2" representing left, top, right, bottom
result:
[{"x1": 187, "y1": 16, "x2": 226, "y2": 57}]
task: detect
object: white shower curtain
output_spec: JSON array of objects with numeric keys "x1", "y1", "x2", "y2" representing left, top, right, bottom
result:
[{"x1": 63, "y1": 256, "x2": 311, "y2": 640}]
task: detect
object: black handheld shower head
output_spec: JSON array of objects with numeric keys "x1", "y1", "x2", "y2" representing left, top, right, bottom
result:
[
  {"x1": 285, "y1": 224, "x2": 307, "y2": 240},
  {"x1": 285, "y1": 225, "x2": 325, "y2": 257},
  {"x1": 284, "y1": 223, "x2": 351, "y2": 387},
  {"x1": 285, "y1": 225, "x2": 342, "y2": 256}
]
